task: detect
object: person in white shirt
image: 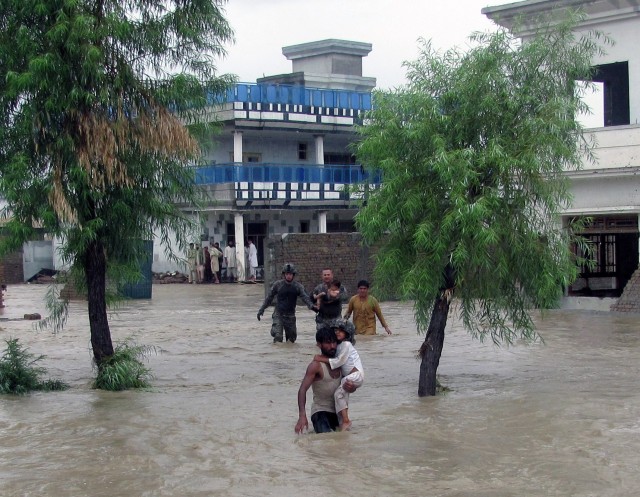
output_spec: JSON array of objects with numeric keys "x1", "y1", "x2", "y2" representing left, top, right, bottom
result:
[
  {"x1": 314, "y1": 320, "x2": 363, "y2": 431},
  {"x1": 248, "y1": 238, "x2": 258, "y2": 282},
  {"x1": 223, "y1": 240, "x2": 237, "y2": 282}
]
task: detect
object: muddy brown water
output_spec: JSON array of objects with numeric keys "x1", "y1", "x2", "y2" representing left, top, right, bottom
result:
[{"x1": 1, "y1": 283, "x2": 639, "y2": 497}]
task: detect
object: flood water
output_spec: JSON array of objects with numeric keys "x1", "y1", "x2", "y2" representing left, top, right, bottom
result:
[{"x1": 1, "y1": 283, "x2": 639, "y2": 497}]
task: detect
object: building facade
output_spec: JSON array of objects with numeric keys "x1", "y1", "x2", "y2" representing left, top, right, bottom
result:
[
  {"x1": 3, "y1": 39, "x2": 378, "y2": 282},
  {"x1": 153, "y1": 39, "x2": 379, "y2": 278},
  {"x1": 484, "y1": 0, "x2": 640, "y2": 300}
]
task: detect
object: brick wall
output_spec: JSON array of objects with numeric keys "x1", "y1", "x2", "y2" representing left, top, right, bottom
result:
[
  {"x1": 610, "y1": 268, "x2": 640, "y2": 313},
  {"x1": 263, "y1": 233, "x2": 377, "y2": 297},
  {"x1": 0, "y1": 248, "x2": 24, "y2": 284},
  {"x1": 264, "y1": 233, "x2": 640, "y2": 314}
]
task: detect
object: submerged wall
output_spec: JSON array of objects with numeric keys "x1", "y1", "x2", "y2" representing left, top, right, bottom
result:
[{"x1": 263, "y1": 232, "x2": 376, "y2": 296}]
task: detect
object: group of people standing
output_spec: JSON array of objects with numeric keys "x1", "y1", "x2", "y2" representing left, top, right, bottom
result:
[
  {"x1": 257, "y1": 265, "x2": 392, "y2": 343},
  {"x1": 256, "y1": 264, "x2": 392, "y2": 435},
  {"x1": 186, "y1": 239, "x2": 259, "y2": 284},
  {"x1": 187, "y1": 241, "x2": 223, "y2": 284}
]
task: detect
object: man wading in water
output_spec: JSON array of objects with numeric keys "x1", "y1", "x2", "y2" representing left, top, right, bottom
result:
[
  {"x1": 312, "y1": 268, "x2": 348, "y2": 331},
  {"x1": 295, "y1": 326, "x2": 358, "y2": 434},
  {"x1": 257, "y1": 263, "x2": 317, "y2": 343}
]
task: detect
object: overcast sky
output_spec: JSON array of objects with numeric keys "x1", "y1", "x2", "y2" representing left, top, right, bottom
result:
[
  {"x1": 216, "y1": 0, "x2": 516, "y2": 90},
  {"x1": 215, "y1": 0, "x2": 602, "y2": 126}
]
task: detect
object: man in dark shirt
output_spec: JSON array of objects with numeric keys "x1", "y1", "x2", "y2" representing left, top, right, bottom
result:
[
  {"x1": 312, "y1": 268, "x2": 348, "y2": 331},
  {"x1": 257, "y1": 263, "x2": 317, "y2": 343}
]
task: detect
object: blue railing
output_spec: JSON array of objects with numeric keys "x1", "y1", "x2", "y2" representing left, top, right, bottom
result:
[
  {"x1": 194, "y1": 163, "x2": 381, "y2": 186},
  {"x1": 208, "y1": 83, "x2": 372, "y2": 111}
]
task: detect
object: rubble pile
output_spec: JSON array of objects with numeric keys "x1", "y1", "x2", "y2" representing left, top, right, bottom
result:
[{"x1": 153, "y1": 272, "x2": 189, "y2": 284}]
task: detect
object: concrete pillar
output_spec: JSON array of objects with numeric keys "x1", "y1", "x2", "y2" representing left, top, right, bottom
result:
[
  {"x1": 233, "y1": 131, "x2": 243, "y2": 163},
  {"x1": 318, "y1": 211, "x2": 327, "y2": 234},
  {"x1": 314, "y1": 135, "x2": 324, "y2": 164},
  {"x1": 234, "y1": 212, "x2": 246, "y2": 281}
]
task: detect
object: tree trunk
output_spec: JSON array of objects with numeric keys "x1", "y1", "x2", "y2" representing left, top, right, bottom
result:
[
  {"x1": 418, "y1": 295, "x2": 451, "y2": 396},
  {"x1": 85, "y1": 239, "x2": 114, "y2": 365}
]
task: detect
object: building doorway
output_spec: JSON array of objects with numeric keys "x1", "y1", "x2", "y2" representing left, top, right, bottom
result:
[
  {"x1": 570, "y1": 215, "x2": 639, "y2": 297},
  {"x1": 226, "y1": 221, "x2": 268, "y2": 267},
  {"x1": 246, "y1": 222, "x2": 268, "y2": 267}
]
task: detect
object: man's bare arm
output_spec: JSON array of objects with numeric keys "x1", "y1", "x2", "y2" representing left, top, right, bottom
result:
[{"x1": 295, "y1": 362, "x2": 320, "y2": 434}]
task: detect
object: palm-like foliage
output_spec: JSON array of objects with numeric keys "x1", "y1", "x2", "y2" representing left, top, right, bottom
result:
[{"x1": 0, "y1": 0, "x2": 234, "y2": 368}]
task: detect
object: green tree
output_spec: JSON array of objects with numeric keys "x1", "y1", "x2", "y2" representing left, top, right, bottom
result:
[
  {"x1": 0, "y1": 0, "x2": 234, "y2": 367},
  {"x1": 355, "y1": 19, "x2": 603, "y2": 396}
]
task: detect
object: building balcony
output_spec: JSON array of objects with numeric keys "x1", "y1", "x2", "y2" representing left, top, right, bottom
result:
[
  {"x1": 207, "y1": 83, "x2": 373, "y2": 129},
  {"x1": 194, "y1": 162, "x2": 381, "y2": 209},
  {"x1": 209, "y1": 83, "x2": 372, "y2": 111},
  {"x1": 576, "y1": 123, "x2": 640, "y2": 175}
]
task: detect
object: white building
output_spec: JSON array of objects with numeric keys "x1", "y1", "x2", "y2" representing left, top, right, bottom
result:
[
  {"x1": 158, "y1": 39, "x2": 379, "y2": 278},
  {"x1": 484, "y1": 0, "x2": 640, "y2": 301}
]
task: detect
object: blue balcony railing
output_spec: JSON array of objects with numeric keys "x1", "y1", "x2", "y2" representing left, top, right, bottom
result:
[
  {"x1": 207, "y1": 83, "x2": 372, "y2": 111},
  {"x1": 194, "y1": 163, "x2": 381, "y2": 186}
]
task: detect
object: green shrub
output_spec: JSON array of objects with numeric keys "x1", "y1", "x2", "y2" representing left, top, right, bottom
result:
[
  {"x1": 0, "y1": 338, "x2": 69, "y2": 394},
  {"x1": 93, "y1": 338, "x2": 155, "y2": 391}
]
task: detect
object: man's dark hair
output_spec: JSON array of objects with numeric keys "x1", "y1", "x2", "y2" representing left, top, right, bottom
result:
[
  {"x1": 316, "y1": 326, "x2": 337, "y2": 344},
  {"x1": 357, "y1": 279, "x2": 370, "y2": 288}
]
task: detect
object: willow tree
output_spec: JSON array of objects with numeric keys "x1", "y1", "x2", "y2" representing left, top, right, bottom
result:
[
  {"x1": 0, "y1": 0, "x2": 234, "y2": 366},
  {"x1": 356, "y1": 19, "x2": 603, "y2": 396}
]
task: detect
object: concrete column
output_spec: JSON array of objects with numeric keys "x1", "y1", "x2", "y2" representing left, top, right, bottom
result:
[
  {"x1": 314, "y1": 135, "x2": 324, "y2": 164},
  {"x1": 638, "y1": 213, "x2": 640, "y2": 264},
  {"x1": 318, "y1": 211, "x2": 327, "y2": 233},
  {"x1": 234, "y1": 212, "x2": 246, "y2": 281},
  {"x1": 233, "y1": 131, "x2": 243, "y2": 163}
]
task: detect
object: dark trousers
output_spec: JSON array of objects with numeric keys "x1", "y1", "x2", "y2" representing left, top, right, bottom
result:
[
  {"x1": 270, "y1": 311, "x2": 297, "y2": 343},
  {"x1": 311, "y1": 411, "x2": 339, "y2": 433}
]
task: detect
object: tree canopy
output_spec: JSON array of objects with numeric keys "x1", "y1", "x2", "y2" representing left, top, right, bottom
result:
[
  {"x1": 355, "y1": 17, "x2": 603, "y2": 395},
  {"x1": 0, "y1": 0, "x2": 235, "y2": 368}
]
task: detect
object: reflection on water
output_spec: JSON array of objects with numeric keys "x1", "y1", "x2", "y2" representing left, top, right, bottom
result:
[{"x1": 1, "y1": 284, "x2": 639, "y2": 497}]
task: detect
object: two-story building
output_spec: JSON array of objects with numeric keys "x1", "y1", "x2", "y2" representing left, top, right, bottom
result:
[
  {"x1": 153, "y1": 39, "x2": 379, "y2": 278},
  {"x1": 484, "y1": 0, "x2": 640, "y2": 303}
]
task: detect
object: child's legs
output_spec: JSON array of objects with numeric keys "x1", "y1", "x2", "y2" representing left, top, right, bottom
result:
[
  {"x1": 334, "y1": 371, "x2": 364, "y2": 414},
  {"x1": 334, "y1": 382, "x2": 349, "y2": 415},
  {"x1": 345, "y1": 370, "x2": 364, "y2": 388}
]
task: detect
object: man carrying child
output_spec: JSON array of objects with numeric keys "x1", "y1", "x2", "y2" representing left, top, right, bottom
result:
[
  {"x1": 295, "y1": 325, "x2": 359, "y2": 434},
  {"x1": 312, "y1": 268, "x2": 347, "y2": 331}
]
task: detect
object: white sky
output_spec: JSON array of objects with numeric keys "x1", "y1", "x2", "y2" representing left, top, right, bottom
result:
[
  {"x1": 216, "y1": 0, "x2": 516, "y2": 89},
  {"x1": 216, "y1": 0, "x2": 603, "y2": 127}
]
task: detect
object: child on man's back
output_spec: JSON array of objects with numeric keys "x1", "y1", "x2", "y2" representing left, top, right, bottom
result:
[{"x1": 314, "y1": 319, "x2": 363, "y2": 431}]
